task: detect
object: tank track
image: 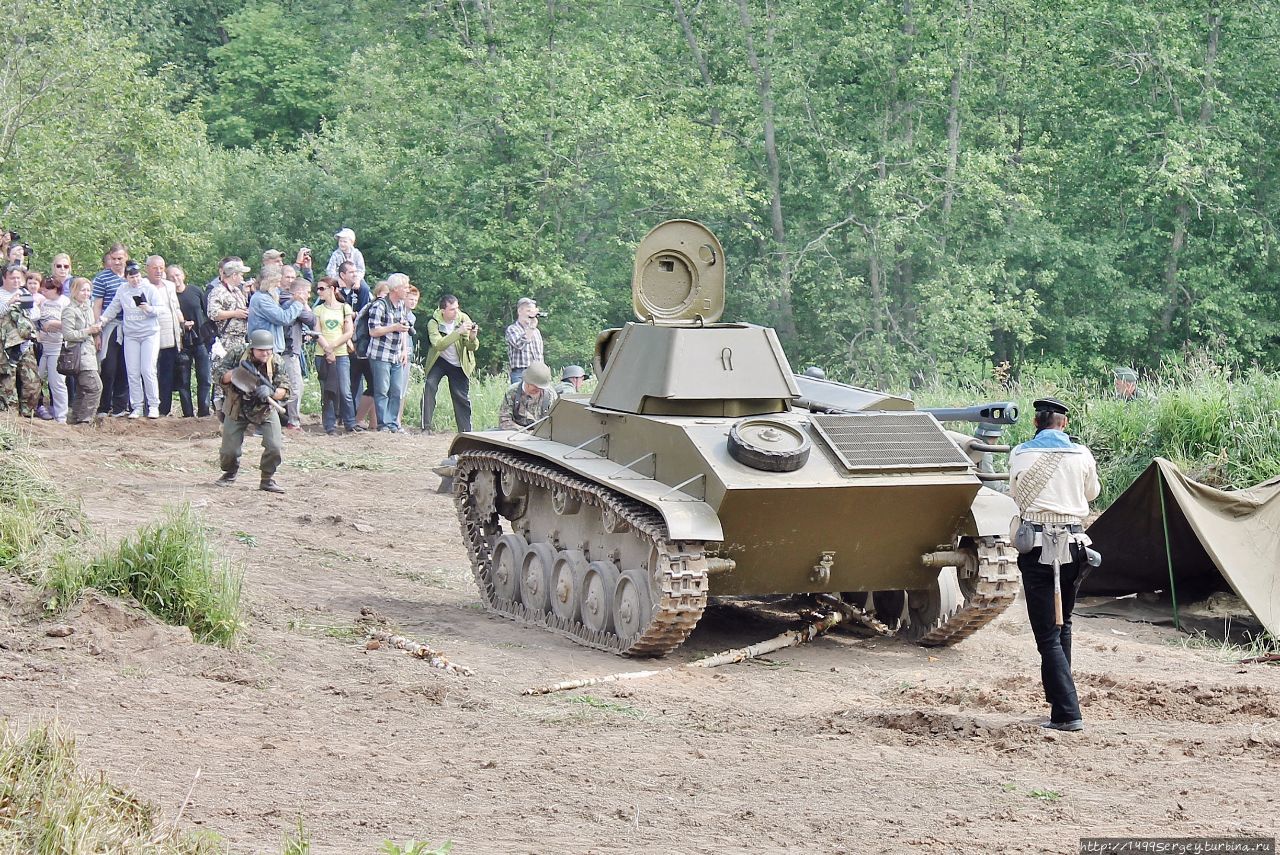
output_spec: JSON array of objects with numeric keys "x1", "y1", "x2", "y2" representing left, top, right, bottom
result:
[
  {"x1": 453, "y1": 449, "x2": 709, "y2": 657},
  {"x1": 910, "y1": 539, "x2": 1021, "y2": 647}
]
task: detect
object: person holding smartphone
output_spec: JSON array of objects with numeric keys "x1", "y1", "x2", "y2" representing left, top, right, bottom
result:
[{"x1": 98, "y1": 260, "x2": 161, "y2": 419}]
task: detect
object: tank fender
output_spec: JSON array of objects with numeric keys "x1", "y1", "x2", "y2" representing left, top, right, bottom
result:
[
  {"x1": 449, "y1": 432, "x2": 724, "y2": 543},
  {"x1": 963, "y1": 486, "x2": 1018, "y2": 538}
]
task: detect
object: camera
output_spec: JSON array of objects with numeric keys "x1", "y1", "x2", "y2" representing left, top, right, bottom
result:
[{"x1": 535, "y1": 311, "x2": 549, "y2": 319}]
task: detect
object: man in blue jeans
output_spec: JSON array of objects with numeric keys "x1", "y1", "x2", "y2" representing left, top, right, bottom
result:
[{"x1": 367, "y1": 274, "x2": 411, "y2": 433}]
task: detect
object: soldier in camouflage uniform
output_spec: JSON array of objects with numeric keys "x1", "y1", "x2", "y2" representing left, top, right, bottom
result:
[
  {"x1": 0, "y1": 300, "x2": 38, "y2": 415},
  {"x1": 497, "y1": 361, "x2": 557, "y2": 430},
  {"x1": 216, "y1": 329, "x2": 291, "y2": 493}
]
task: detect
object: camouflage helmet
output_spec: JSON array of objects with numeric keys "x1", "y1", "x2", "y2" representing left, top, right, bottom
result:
[
  {"x1": 523, "y1": 362, "x2": 553, "y2": 390},
  {"x1": 561, "y1": 364, "x2": 587, "y2": 381},
  {"x1": 803, "y1": 365, "x2": 827, "y2": 379},
  {"x1": 248, "y1": 329, "x2": 275, "y2": 350}
]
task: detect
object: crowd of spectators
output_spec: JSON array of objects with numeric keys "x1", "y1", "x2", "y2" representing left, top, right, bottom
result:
[{"x1": 0, "y1": 226, "x2": 590, "y2": 436}]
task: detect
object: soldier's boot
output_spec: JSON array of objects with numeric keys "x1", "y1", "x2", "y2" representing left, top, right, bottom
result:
[
  {"x1": 216, "y1": 469, "x2": 238, "y2": 486},
  {"x1": 259, "y1": 478, "x2": 285, "y2": 494}
]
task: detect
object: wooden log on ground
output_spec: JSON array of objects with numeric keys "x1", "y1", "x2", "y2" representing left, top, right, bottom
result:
[
  {"x1": 522, "y1": 610, "x2": 843, "y2": 696},
  {"x1": 366, "y1": 629, "x2": 476, "y2": 676}
]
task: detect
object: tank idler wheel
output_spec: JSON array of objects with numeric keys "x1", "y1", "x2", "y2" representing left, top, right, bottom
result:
[
  {"x1": 551, "y1": 488, "x2": 581, "y2": 515},
  {"x1": 489, "y1": 534, "x2": 528, "y2": 604},
  {"x1": 550, "y1": 549, "x2": 590, "y2": 623},
  {"x1": 899, "y1": 570, "x2": 963, "y2": 643},
  {"x1": 613, "y1": 568, "x2": 654, "y2": 641},
  {"x1": 581, "y1": 560, "x2": 621, "y2": 634},
  {"x1": 520, "y1": 542, "x2": 557, "y2": 613}
]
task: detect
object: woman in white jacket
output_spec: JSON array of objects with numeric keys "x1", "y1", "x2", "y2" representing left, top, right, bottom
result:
[{"x1": 99, "y1": 260, "x2": 161, "y2": 419}]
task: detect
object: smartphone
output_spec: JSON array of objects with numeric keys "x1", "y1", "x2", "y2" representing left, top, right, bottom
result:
[{"x1": 132, "y1": 294, "x2": 146, "y2": 306}]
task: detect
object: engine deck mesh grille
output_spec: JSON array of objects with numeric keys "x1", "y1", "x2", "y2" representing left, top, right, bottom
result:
[{"x1": 809, "y1": 412, "x2": 973, "y2": 473}]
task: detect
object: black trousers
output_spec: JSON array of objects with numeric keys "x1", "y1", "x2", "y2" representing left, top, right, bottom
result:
[
  {"x1": 421, "y1": 359, "x2": 472, "y2": 432},
  {"x1": 175, "y1": 341, "x2": 212, "y2": 417},
  {"x1": 1019, "y1": 546, "x2": 1083, "y2": 724},
  {"x1": 157, "y1": 346, "x2": 177, "y2": 415},
  {"x1": 97, "y1": 336, "x2": 130, "y2": 414}
]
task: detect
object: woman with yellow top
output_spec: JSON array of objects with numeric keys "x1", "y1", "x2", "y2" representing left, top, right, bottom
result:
[{"x1": 312, "y1": 276, "x2": 355, "y2": 435}]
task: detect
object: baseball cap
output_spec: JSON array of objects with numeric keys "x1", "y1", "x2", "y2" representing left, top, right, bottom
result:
[
  {"x1": 221, "y1": 260, "x2": 251, "y2": 276},
  {"x1": 262, "y1": 249, "x2": 284, "y2": 263},
  {"x1": 334, "y1": 227, "x2": 356, "y2": 242}
]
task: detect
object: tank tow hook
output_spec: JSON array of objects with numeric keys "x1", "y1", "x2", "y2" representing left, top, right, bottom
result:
[{"x1": 810, "y1": 551, "x2": 836, "y2": 585}]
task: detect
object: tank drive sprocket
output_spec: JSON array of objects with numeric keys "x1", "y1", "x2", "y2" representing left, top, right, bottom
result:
[
  {"x1": 453, "y1": 449, "x2": 709, "y2": 657},
  {"x1": 896, "y1": 538, "x2": 1020, "y2": 646}
]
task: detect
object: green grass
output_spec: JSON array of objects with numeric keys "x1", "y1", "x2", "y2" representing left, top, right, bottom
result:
[
  {"x1": 1172, "y1": 629, "x2": 1280, "y2": 663},
  {"x1": 0, "y1": 426, "x2": 89, "y2": 581},
  {"x1": 44, "y1": 505, "x2": 244, "y2": 646},
  {"x1": 0, "y1": 719, "x2": 223, "y2": 854},
  {"x1": 561, "y1": 695, "x2": 645, "y2": 718},
  {"x1": 913, "y1": 352, "x2": 1280, "y2": 510}
]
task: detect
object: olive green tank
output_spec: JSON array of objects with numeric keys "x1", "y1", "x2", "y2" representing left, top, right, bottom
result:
[{"x1": 449, "y1": 220, "x2": 1021, "y2": 656}]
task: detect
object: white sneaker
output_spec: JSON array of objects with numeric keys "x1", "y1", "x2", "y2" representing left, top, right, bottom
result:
[
  {"x1": 127, "y1": 408, "x2": 143, "y2": 420},
  {"x1": 147, "y1": 407, "x2": 159, "y2": 419}
]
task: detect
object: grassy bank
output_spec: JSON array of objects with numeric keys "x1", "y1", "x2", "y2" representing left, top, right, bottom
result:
[{"x1": 0, "y1": 424, "x2": 243, "y2": 646}]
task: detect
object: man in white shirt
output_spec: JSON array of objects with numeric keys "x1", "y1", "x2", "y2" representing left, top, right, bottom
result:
[{"x1": 1009, "y1": 397, "x2": 1101, "y2": 733}]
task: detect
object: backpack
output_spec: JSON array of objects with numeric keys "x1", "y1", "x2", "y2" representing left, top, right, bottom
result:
[{"x1": 352, "y1": 296, "x2": 388, "y2": 360}]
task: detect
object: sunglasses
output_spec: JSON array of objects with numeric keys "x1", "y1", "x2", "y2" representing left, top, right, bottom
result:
[{"x1": 54, "y1": 263, "x2": 70, "y2": 269}]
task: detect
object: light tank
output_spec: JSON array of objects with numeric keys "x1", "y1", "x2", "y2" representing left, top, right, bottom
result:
[{"x1": 449, "y1": 220, "x2": 1022, "y2": 657}]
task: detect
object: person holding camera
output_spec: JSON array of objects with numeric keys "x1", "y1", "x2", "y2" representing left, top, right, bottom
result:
[
  {"x1": 278, "y1": 267, "x2": 316, "y2": 432},
  {"x1": 98, "y1": 260, "x2": 162, "y2": 419},
  {"x1": 505, "y1": 296, "x2": 545, "y2": 384},
  {"x1": 170, "y1": 265, "x2": 212, "y2": 418},
  {"x1": 421, "y1": 294, "x2": 478, "y2": 433},
  {"x1": 295, "y1": 247, "x2": 314, "y2": 282},
  {"x1": 216, "y1": 328, "x2": 290, "y2": 493},
  {"x1": 35, "y1": 276, "x2": 70, "y2": 422}
]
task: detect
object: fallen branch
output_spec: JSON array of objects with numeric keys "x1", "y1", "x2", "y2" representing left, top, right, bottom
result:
[
  {"x1": 366, "y1": 629, "x2": 476, "y2": 676},
  {"x1": 522, "y1": 610, "x2": 843, "y2": 696}
]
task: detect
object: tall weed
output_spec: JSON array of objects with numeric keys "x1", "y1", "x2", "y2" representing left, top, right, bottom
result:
[
  {"x1": 0, "y1": 719, "x2": 223, "y2": 854},
  {"x1": 45, "y1": 505, "x2": 243, "y2": 646}
]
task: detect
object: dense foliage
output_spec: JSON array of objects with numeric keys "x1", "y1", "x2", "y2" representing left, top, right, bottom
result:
[{"x1": 3, "y1": 0, "x2": 1279, "y2": 386}]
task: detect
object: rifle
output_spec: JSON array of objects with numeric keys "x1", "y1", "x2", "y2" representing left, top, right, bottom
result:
[{"x1": 229, "y1": 360, "x2": 286, "y2": 415}]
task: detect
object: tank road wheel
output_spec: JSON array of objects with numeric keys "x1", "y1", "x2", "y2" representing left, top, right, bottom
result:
[
  {"x1": 489, "y1": 534, "x2": 527, "y2": 604},
  {"x1": 550, "y1": 549, "x2": 590, "y2": 624},
  {"x1": 520, "y1": 542, "x2": 557, "y2": 613},
  {"x1": 894, "y1": 541, "x2": 1021, "y2": 647},
  {"x1": 897, "y1": 571, "x2": 962, "y2": 643},
  {"x1": 613, "y1": 569, "x2": 654, "y2": 641},
  {"x1": 581, "y1": 561, "x2": 621, "y2": 634},
  {"x1": 452, "y1": 449, "x2": 710, "y2": 656}
]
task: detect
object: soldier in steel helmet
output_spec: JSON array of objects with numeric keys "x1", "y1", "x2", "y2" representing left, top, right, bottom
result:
[
  {"x1": 1008, "y1": 397, "x2": 1101, "y2": 733},
  {"x1": 555, "y1": 364, "x2": 588, "y2": 396},
  {"x1": 498, "y1": 361, "x2": 557, "y2": 430},
  {"x1": 216, "y1": 328, "x2": 291, "y2": 493},
  {"x1": 1112, "y1": 366, "x2": 1150, "y2": 402}
]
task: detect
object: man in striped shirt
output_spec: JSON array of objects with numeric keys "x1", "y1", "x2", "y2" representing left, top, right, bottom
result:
[
  {"x1": 504, "y1": 296, "x2": 543, "y2": 384},
  {"x1": 91, "y1": 243, "x2": 131, "y2": 416}
]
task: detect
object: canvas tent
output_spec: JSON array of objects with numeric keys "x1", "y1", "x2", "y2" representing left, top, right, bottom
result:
[{"x1": 1080, "y1": 458, "x2": 1280, "y2": 636}]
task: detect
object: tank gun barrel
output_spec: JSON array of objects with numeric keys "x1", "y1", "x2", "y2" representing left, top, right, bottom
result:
[{"x1": 920, "y1": 402, "x2": 1019, "y2": 425}]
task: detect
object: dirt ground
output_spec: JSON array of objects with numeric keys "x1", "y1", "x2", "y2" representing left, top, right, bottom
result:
[{"x1": 1, "y1": 413, "x2": 1278, "y2": 854}]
